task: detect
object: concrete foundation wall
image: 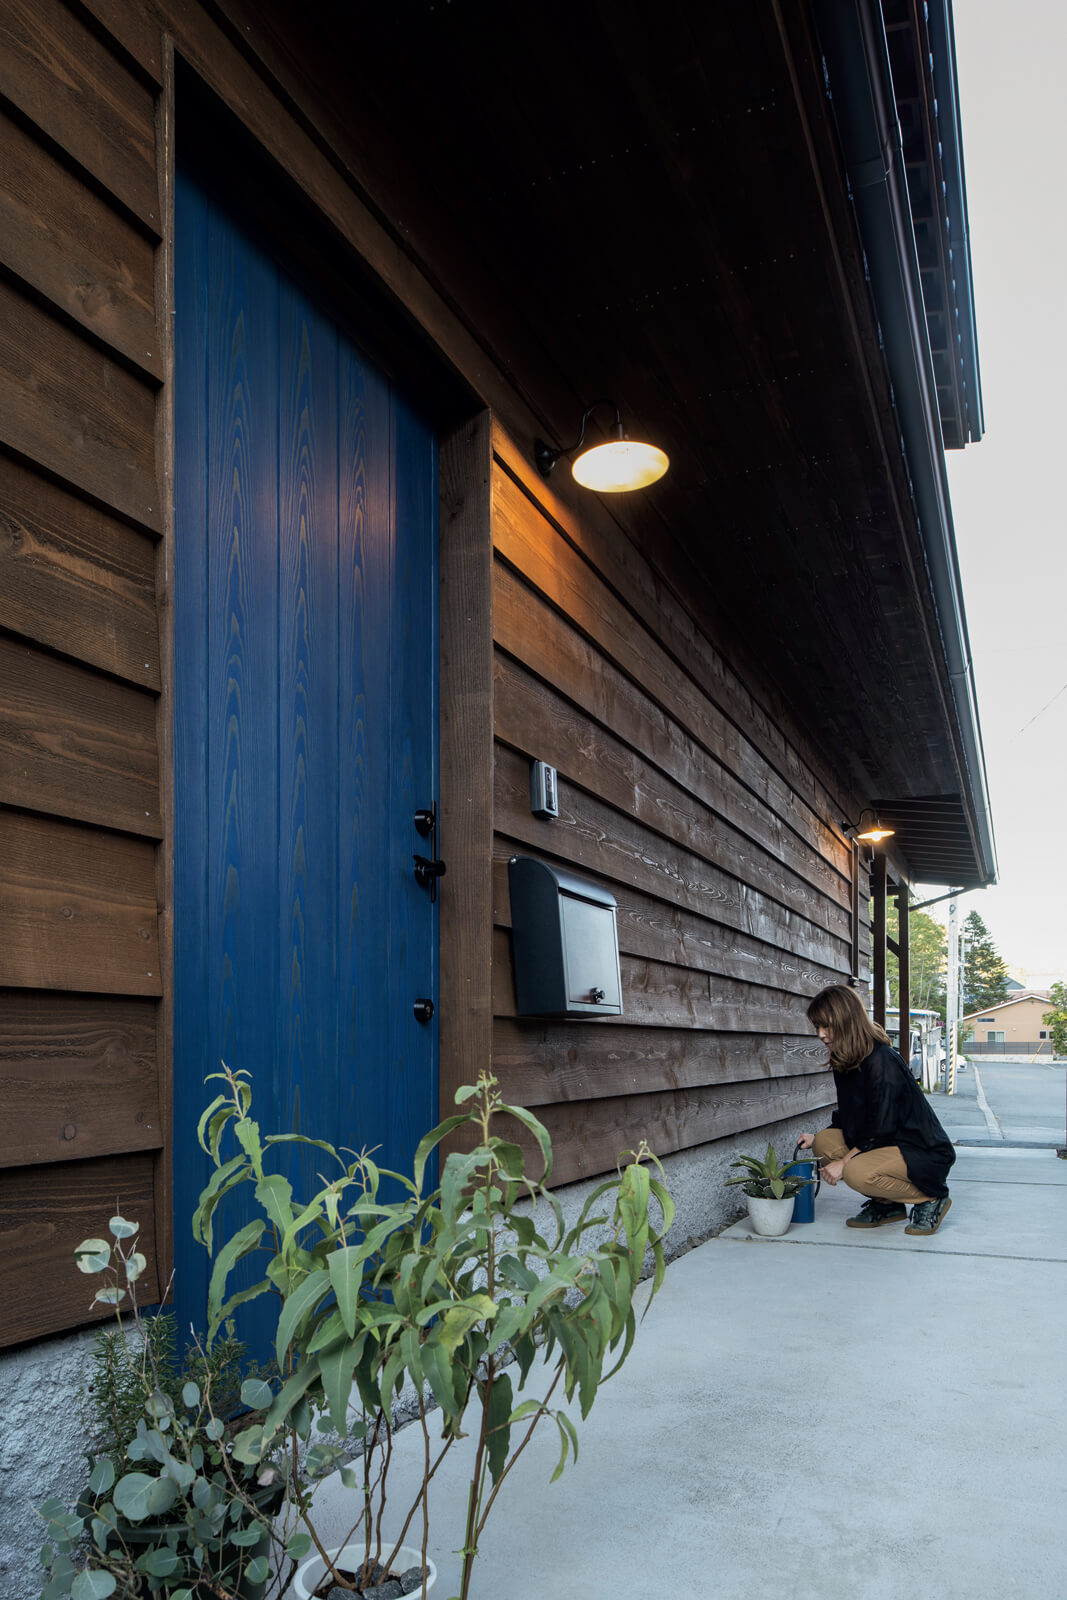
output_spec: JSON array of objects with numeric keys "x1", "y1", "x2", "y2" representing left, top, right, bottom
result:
[{"x1": 0, "y1": 1328, "x2": 98, "y2": 1597}]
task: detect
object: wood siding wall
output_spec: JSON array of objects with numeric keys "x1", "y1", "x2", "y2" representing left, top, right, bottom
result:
[
  {"x1": 0, "y1": 0, "x2": 167, "y2": 1345},
  {"x1": 0, "y1": 0, "x2": 870, "y2": 1344},
  {"x1": 489, "y1": 429, "x2": 844, "y2": 1186}
]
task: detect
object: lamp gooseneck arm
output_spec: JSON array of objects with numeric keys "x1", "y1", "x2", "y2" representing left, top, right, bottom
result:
[{"x1": 534, "y1": 400, "x2": 623, "y2": 478}]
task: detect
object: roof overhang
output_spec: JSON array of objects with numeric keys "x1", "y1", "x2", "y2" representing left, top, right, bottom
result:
[
  {"x1": 811, "y1": 0, "x2": 996, "y2": 887},
  {"x1": 268, "y1": 0, "x2": 997, "y2": 888}
]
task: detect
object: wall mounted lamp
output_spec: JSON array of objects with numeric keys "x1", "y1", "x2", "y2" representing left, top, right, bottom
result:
[
  {"x1": 534, "y1": 401, "x2": 669, "y2": 493},
  {"x1": 844, "y1": 809, "x2": 895, "y2": 845}
]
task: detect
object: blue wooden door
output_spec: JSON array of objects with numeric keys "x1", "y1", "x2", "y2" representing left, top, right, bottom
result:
[{"x1": 173, "y1": 170, "x2": 438, "y2": 1348}]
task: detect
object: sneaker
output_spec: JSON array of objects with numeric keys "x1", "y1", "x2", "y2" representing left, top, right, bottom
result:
[
  {"x1": 845, "y1": 1198, "x2": 908, "y2": 1229},
  {"x1": 905, "y1": 1195, "x2": 952, "y2": 1236}
]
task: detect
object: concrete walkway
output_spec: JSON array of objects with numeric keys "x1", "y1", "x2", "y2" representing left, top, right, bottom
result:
[{"x1": 305, "y1": 1143, "x2": 1067, "y2": 1600}]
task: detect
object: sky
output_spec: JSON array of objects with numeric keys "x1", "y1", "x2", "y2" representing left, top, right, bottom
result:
[{"x1": 922, "y1": 0, "x2": 1067, "y2": 984}]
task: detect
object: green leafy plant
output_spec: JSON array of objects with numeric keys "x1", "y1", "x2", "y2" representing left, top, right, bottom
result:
[
  {"x1": 37, "y1": 1216, "x2": 295, "y2": 1600},
  {"x1": 1043, "y1": 981, "x2": 1067, "y2": 1058},
  {"x1": 196, "y1": 1065, "x2": 674, "y2": 1600},
  {"x1": 84, "y1": 1309, "x2": 265, "y2": 1479},
  {"x1": 725, "y1": 1143, "x2": 812, "y2": 1200}
]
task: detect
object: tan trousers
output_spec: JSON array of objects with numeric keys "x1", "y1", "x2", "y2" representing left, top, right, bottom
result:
[{"x1": 812, "y1": 1129, "x2": 932, "y2": 1204}]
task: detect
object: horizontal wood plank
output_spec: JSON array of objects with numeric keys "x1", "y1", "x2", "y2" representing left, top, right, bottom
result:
[
  {"x1": 483, "y1": 1076, "x2": 836, "y2": 1188},
  {"x1": 0, "y1": 636, "x2": 161, "y2": 836},
  {"x1": 493, "y1": 1018, "x2": 828, "y2": 1106},
  {"x1": 495, "y1": 746, "x2": 850, "y2": 966},
  {"x1": 0, "y1": 453, "x2": 160, "y2": 687},
  {"x1": 495, "y1": 650, "x2": 851, "y2": 931},
  {"x1": 0, "y1": 279, "x2": 160, "y2": 531},
  {"x1": 0, "y1": 0, "x2": 159, "y2": 231},
  {"x1": 68, "y1": 0, "x2": 165, "y2": 85},
  {"x1": 492, "y1": 469, "x2": 851, "y2": 881},
  {"x1": 0, "y1": 107, "x2": 160, "y2": 378},
  {"x1": 493, "y1": 926, "x2": 822, "y2": 1034},
  {"x1": 494, "y1": 560, "x2": 849, "y2": 902},
  {"x1": 0, "y1": 992, "x2": 160, "y2": 1166},
  {"x1": 492, "y1": 442, "x2": 854, "y2": 835},
  {"x1": 0, "y1": 1151, "x2": 160, "y2": 1346},
  {"x1": 0, "y1": 812, "x2": 160, "y2": 994},
  {"x1": 491, "y1": 857, "x2": 845, "y2": 998}
]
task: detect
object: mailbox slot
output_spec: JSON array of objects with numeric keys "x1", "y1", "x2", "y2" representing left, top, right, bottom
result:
[{"x1": 507, "y1": 856, "x2": 623, "y2": 1017}]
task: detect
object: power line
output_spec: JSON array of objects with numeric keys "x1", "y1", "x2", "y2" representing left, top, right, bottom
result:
[{"x1": 1018, "y1": 679, "x2": 1067, "y2": 736}]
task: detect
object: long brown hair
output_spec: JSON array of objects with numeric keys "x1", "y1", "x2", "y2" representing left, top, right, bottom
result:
[{"x1": 806, "y1": 984, "x2": 890, "y2": 1071}]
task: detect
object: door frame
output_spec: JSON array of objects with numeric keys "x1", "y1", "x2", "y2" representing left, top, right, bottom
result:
[{"x1": 154, "y1": 47, "x2": 494, "y2": 1296}]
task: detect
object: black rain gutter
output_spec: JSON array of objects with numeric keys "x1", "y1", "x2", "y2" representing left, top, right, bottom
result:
[
  {"x1": 927, "y1": 0, "x2": 984, "y2": 443},
  {"x1": 811, "y1": 0, "x2": 997, "y2": 886}
]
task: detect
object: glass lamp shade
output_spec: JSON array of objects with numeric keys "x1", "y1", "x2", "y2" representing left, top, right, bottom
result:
[
  {"x1": 571, "y1": 438, "x2": 669, "y2": 492},
  {"x1": 855, "y1": 821, "x2": 895, "y2": 844}
]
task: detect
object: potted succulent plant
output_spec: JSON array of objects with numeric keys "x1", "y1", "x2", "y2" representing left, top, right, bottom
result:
[
  {"x1": 195, "y1": 1066, "x2": 675, "y2": 1600},
  {"x1": 37, "y1": 1216, "x2": 296, "y2": 1600},
  {"x1": 725, "y1": 1143, "x2": 812, "y2": 1236}
]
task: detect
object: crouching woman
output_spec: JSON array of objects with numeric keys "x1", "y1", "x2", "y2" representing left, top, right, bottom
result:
[{"x1": 797, "y1": 984, "x2": 955, "y2": 1236}]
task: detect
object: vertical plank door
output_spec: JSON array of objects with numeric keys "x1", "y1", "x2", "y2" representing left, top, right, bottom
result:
[{"x1": 173, "y1": 169, "x2": 438, "y2": 1350}]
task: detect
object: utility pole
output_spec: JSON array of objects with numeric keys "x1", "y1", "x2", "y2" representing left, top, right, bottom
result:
[
  {"x1": 959, "y1": 925, "x2": 971, "y2": 1052},
  {"x1": 945, "y1": 898, "x2": 959, "y2": 1094}
]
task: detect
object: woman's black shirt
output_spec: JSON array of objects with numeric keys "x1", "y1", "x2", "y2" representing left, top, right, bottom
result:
[{"x1": 830, "y1": 1043, "x2": 955, "y2": 1198}]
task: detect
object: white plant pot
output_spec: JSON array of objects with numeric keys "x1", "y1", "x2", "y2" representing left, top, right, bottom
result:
[
  {"x1": 746, "y1": 1195, "x2": 795, "y2": 1236},
  {"x1": 294, "y1": 1540, "x2": 437, "y2": 1600}
]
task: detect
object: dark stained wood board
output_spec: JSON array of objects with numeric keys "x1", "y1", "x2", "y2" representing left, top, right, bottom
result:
[
  {"x1": 438, "y1": 413, "x2": 495, "y2": 1110},
  {"x1": 493, "y1": 926, "x2": 825, "y2": 1036},
  {"x1": 0, "y1": 0, "x2": 160, "y2": 232},
  {"x1": 0, "y1": 452, "x2": 161, "y2": 688},
  {"x1": 67, "y1": 0, "x2": 165, "y2": 86},
  {"x1": 494, "y1": 649, "x2": 851, "y2": 929},
  {"x1": 492, "y1": 1017, "x2": 828, "y2": 1107},
  {"x1": 486, "y1": 1076, "x2": 837, "y2": 1189},
  {"x1": 0, "y1": 811, "x2": 160, "y2": 994},
  {"x1": 0, "y1": 991, "x2": 160, "y2": 1167},
  {"x1": 495, "y1": 746, "x2": 851, "y2": 962},
  {"x1": 0, "y1": 635, "x2": 161, "y2": 837},
  {"x1": 491, "y1": 466, "x2": 853, "y2": 879},
  {"x1": 494, "y1": 559, "x2": 850, "y2": 902},
  {"x1": 0, "y1": 107, "x2": 160, "y2": 378},
  {"x1": 0, "y1": 278, "x2": 160, "y2": 531},
  {"x1": 491, "y1": 857, "x2": 846, "y2": 999},
  {"x1": 490, "y1": 441, "x2": 857, "y2": 838},
  {"x1": 0, "y1": 1150, "x2": 161, "y2": 1347}
]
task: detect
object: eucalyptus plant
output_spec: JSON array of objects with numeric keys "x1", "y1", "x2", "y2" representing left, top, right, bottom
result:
[
  {"x1": 37, "y1": 1216, "x2": 294, "y2": 1600},
  {"x1": 196, "y1": 1065, "x2": 674, "y2": 1599}
]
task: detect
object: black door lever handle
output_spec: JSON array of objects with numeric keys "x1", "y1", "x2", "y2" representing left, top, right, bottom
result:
[{"x1": 413, "y1": 854, "x2": 447, "y2": 900}]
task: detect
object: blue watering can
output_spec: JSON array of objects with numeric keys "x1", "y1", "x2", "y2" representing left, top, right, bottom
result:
[{"x1": 786, "y1": 1142, "x2": 821, "y2": 1224}]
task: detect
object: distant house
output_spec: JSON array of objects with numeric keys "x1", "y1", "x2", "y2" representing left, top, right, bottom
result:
[{"x1": 963, "y1": 993, "x2": 1055, "y2": 1053}]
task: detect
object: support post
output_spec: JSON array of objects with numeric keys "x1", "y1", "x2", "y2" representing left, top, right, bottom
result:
[
  {"x1": 850, "y1": 841, "x2": 861, "y2": 983},
  {"x1": 897, "y1": 883, "x2": 911, "y2": 1061},
  {"x1": 872, "y1": 851, "x2": 887, "y2": 1028},
  {"x1": 945, "y1": 897, "x2": 959, "y2": 1094}
]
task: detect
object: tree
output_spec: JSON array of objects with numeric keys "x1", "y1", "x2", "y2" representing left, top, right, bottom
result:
[
  {"x1": 1043, "y1": 981, "x2": 1067, "y2": 1058},
  {"x1": 962, "y1": 911, "x2": 1010, "y2": 1012},
  {"x1": 886, "y1": 904, "x2": 947, "y2": 1021}
]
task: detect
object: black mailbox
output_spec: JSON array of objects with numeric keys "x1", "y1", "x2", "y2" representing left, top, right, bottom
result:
[{"x1": 507, "y1": 856, "x2": 623, "y2": 1017}]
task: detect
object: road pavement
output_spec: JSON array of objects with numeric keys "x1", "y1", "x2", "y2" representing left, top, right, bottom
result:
[{"x1": 938, "y1": 1057, "x2": 1066, "y2": 1147}]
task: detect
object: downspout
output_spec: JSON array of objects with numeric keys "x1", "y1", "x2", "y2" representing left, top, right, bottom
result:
[{"x1": 811, "y1": 0, "x2": 997, "y2": 885}]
